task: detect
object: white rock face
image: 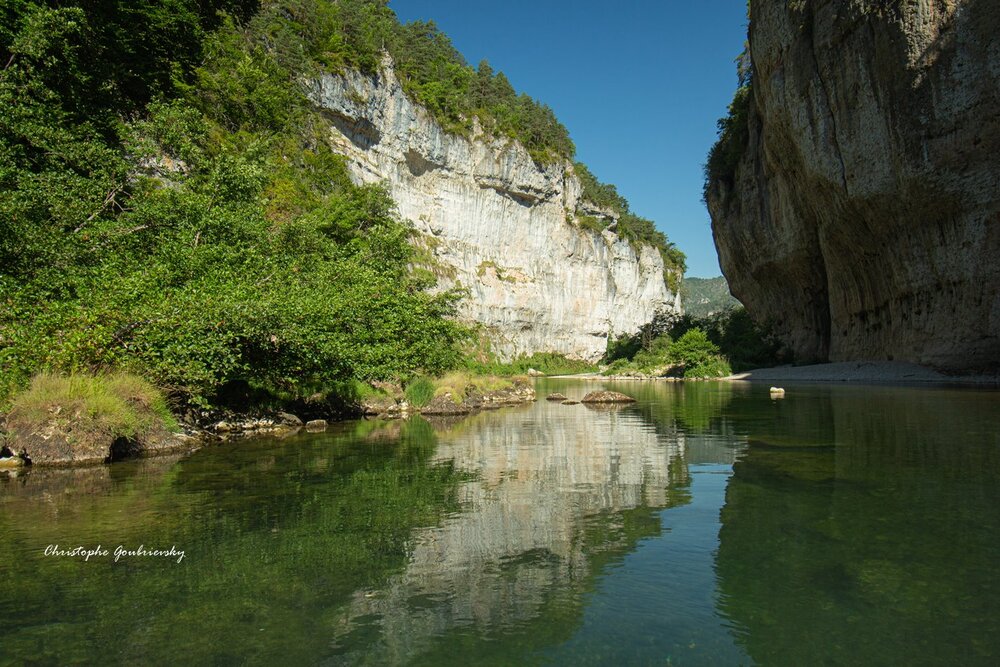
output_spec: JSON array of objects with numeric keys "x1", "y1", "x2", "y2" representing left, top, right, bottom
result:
[{"x1": 307, "y1": 61, "x2": 680, "y2": 361}]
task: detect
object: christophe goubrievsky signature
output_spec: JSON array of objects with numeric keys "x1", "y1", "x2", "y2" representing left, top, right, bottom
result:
[{"x1": 43, "y1": 544, "x2": 185, "y2": 563}]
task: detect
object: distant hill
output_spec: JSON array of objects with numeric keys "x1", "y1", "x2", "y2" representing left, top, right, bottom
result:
[{"x1": 682, "y1": 276, "x2": 741, "y2": 317}]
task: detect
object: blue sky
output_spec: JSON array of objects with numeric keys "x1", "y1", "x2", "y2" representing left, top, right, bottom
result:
[{"x1": 390, "y1": 0, "x2": 749, "y2": 278}]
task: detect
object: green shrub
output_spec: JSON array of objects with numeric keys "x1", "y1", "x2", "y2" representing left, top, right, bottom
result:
[
  {"x1": 601, "y1": 327, "x2": 732, "y2": 378},
  {"x1": 632, "y1": 335, "x2": 672, "y2": 370},
  {"x1": 404, "y1": 376, "x2": 435, "y2": 408},
  {"x1": 668, "y1": 308, "x2": 783, "y2": 371},
  {"x1": 683, "y1": 356, "x2": 732, "y2": 379},
  {"x1": 668, "y1": 329, "x2": 732, "y2": 378},
  {"x1": 601, "y1": 358, "x2": 630, "y2": 376}
]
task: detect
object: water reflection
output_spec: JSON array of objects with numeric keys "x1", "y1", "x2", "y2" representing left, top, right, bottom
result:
[
  {"x1": 714, "y1": 385, "x2": 1000, "y2": 666},
  {"x1": 329, "y1": 398, "x2": 691, "y2": 664},
  {"x1": 1, "y1": 381, "x2": 998, "y2": 665}
]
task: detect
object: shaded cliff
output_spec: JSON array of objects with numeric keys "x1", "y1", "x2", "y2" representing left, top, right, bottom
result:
[
  {"x1": 706, "y1": 0, "x2": 1000, "y2": 370},
  {"x1": 308, "y1": 59, "x2": 681, "y2": 361}
]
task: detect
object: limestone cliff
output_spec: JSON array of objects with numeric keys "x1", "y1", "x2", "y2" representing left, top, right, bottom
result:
[
  {"x1": 706, "y1": 0, "x2": 1000, "y2": 370},
  {"x1": 307, "y1": 60, "x2": 680, "y2": 361}
]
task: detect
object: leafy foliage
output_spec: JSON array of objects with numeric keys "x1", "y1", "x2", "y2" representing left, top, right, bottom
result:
[
  {"x1": 403, "y1": 375, "x2": 436, "y2": 408},
  {"x1": 604, "y1": 301, "x2": 782, "y2": 375},
  {"x1": 0, "y1": 1, "x2": 465, "y2": 407},
  {"x1": 601, "y1": 326, "x2": 730, "y2": 379},
  {"x1": 670, "y1": 308, "x2": 785, "y2": 372},
  {"x1": 667, "y1": 329, "x2": 732, "y2": 378}
]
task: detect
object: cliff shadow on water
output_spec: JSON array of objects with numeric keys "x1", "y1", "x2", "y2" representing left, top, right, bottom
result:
[{"x1": 715, "y1": 385, "x2": 1000, "y2": 666}]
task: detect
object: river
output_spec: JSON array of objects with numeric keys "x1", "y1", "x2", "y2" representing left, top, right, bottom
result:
[{"x1": 1, "y1": 379, "x2": 998, "y2": 665}]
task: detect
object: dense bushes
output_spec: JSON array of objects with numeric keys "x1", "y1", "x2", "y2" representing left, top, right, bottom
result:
[
  {"x1": 603, "y1": 306, "x2": 783, "y2": 377},
  {"x1": 670, "y1": 308, "x2": 784, "y2": 372},
  {"x1": 603, "y1": 329, "x2": 731, "y2": 379},
  {"x1": 0, "y1": 1, "x2": 465, "y2": 407}
]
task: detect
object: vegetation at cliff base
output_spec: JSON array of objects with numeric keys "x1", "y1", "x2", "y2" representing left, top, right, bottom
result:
[
  {"x1": 603, "y1": 306, "x2": 783, "y2": 376},
  {"x1": 6, "y1": 373, "x2": 178, "y2": 455},
  {"x1": 604, "y1": 328, "x2": 732, "y2": 379}
]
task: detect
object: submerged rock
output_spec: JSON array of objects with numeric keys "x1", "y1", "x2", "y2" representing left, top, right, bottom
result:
[
  {"x1": 580, "y1": 391, "x2": 637, "y2": 404},
  {"x1": 305, "y1": 419, "x2": 328, "y2": 431},
  {"x1": 545, "y1": 393, "x2": 568, "y2": 402}
]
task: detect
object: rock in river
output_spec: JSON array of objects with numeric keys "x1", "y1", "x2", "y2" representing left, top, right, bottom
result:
[{"x1": 580, "y1": 391, "x2": 637, "y2": 404}]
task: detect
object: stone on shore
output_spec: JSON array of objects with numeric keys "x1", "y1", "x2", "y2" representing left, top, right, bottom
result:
[{"x1": 419, "y1": 395, "x2": 471, "y2": 416}]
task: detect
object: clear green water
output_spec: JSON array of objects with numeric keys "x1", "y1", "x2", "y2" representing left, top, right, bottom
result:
[{"x1": 2, "y1": 380, "x2": 999, "y2": 665}]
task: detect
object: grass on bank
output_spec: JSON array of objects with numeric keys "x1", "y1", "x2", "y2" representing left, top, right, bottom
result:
[
  {"x1": 6, "y1": 373, "x2": 178, "y2": 444},
  {"x1": 464, "y1": 351, "x2": 597, "y2": 377},
  {"x1": 403, "y1": 372, "x2": 517, "y2": 407}
]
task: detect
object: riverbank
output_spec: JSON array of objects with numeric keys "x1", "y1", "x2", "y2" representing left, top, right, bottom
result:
[
  {"x1": 0, "y1": 374, "x2": 536, "y2": 467},
  {"x1": 724, "y1": 361, "x2": 1000, "y2": 386}
]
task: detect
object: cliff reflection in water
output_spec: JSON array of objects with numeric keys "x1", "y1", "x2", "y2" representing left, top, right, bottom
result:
[
  {"x1": 329, "y1": 397, "x2": 693, "y2": 663},
  {"x1": 3, "y1": 381, "x2": 998, "y2": 665},
  {"x1": 715, "y1": 385, "x2": 1000, "y2": 666}
]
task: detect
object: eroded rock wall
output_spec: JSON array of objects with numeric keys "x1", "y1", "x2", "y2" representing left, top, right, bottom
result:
[
  {"x1": 707, "y1": 0, "x2": 1000, "y2": 370},
  {"x1": 308, "y1": 61, "x2": 680, "y2": 361}
]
